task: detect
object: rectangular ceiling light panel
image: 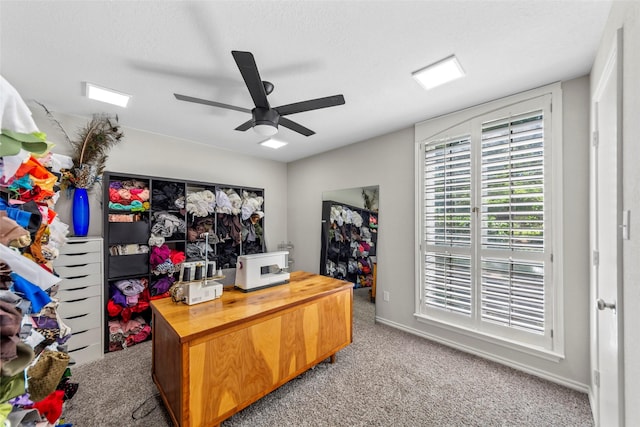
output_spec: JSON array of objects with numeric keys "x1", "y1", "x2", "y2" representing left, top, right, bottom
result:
[
  {"x1": 259, "y1": 138, "x2": 288, "y2": 149},
  {"x1": 412, "y1": 55, "x2": 465, "y2": 90},
  {"x1": 85, "y1": 82, "x2": 131, "y2": 107}
]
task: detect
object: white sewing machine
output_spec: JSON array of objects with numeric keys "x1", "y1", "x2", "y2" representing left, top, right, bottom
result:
[{"x1": 235, "y1": 251, "x2": 290, "y2": 292}]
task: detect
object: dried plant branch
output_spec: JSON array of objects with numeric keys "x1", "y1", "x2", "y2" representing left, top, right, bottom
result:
[
  {"x1": 35, "y1": 101, "x2": 72, "y2": 146},
  {"x1": 37, "y1": 103, "x2": 124, "y2": 190}
]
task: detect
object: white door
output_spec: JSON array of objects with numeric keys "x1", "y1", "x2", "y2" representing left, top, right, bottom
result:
[{"x1": 590, "y1": 28, "x2": 624, "y2": 426}]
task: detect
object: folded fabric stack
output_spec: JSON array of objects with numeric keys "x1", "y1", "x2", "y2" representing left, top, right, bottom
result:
[
  {"x1": 107, "y1": 279, "x2": 151, "y2": 351},
  {"x1": 108, "y1": 213, "x2": 141, "y2": 223},
  {"x1": 108, "y1": 180, "x2": 150, "y2": 212},
  {"x1": 185, "y1": 190, "x2": 218, "y2": 265},
  {"x1": 151, "y1": 181, "x2": 184, "y2": 211},
  {"x1": 215, "y1": 188, "x2": 242, "y2": 215},
  {"x1": 329, "y1": 204, "x2": 363, "y2": 228},
  {"x1": 240, "y1": 190, "x2": 264, "y2": 221},
  {"x1": 186, "y1": 241, "x2": 216, "y2": 262},
  {"x1": 151, "y1": 211, "x2": 185, "y2": 238},
  {"x1": 108, "y1": 316, "x2": 151, "y2": 351},
  {"x1": 186, "y1": 189, "x2": 215, "y2": 217},
  {"x1": 149, "y1": 244, "x2": 185, "y2": 276},
  {"x1": 108, "y1": 243, "x2": 149, "y2": 256},
  {"x1": 240, "y1": 191, "x2": 264, "y2": 255},
  {"x1": 0, "y1": 75, "x2": 78, "y2": 425},
  {"x1": 150, "y1": 275, "x2": 175, "y2": 297},
  {"x1": 217, "y1": 214, "x2": 242, "y2": 246},
  {"x1": 147, "y1": 184, "x2": 186, "y2": 295}
]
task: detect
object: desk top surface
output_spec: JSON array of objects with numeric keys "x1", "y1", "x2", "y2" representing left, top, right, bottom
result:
[{"x1": 151, "y1": 271, "x2": 352, "y2": 342}]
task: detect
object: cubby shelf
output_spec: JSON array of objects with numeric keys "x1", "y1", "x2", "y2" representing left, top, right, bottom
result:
[{"x1": 102, "y1": 171, "x2": 265, "y2": 352}]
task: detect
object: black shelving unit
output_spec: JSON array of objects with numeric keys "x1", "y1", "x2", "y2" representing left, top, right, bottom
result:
[
  {"x1": 319, "y1": 200, "x2": 378, "y2": 288},
  {"x1": 103, "y1": 171, "x2": 265, "y2": 352}
]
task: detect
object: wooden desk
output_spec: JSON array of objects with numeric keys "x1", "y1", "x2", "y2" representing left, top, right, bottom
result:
[{"x1": 151, "y1": 271, "x2": 353, "y2": 426}]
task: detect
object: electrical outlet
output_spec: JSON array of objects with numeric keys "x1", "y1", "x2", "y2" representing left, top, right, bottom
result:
[{"x1": 383, "y1": 291, "x2": 390, "y2": 302}]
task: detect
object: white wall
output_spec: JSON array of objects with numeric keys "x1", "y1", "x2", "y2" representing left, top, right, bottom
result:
[
  {"x1": 591, "y1": 2, "x2": 640, "y2": 425},
  {"x1": 30, "y1": 106, "x2": 289, "y2": 252},
  {"x1": 288, "y1": 76, "x2": 591, "y2": 389}
]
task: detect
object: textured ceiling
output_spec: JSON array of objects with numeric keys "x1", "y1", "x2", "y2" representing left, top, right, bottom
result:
[{"x1": 0, "y1": 1, "x2": 612, "y2": 163}]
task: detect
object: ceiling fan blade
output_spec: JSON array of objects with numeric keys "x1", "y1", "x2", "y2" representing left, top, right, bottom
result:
[
  {"x1": 275, "y1": 94, "x2": 345, "y2": 116},
  {"x1": 235, "y1": 119, "x2": 254, "y2": 132},
  {"x1": 279, "y1": 117, "x2": 315, "y2": 137},
  {"x1": 231, "y1": 50, "x2": 270, "y2": 109},
  {"x1": 174, "y1": 93, "x2": 251, "y2": 113}
]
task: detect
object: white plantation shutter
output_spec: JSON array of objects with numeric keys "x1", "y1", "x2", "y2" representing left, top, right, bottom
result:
[
  {"x1": 424, "y1": 252, "x2": 471, "y2": 314},
  {"x1": 481, "y1": 112, "x2": 544, "y2": 252},
  {"x1": 480, "y1": 258, "x2": 545, "y2": 333},
  {"x1": 418, "y1": 90, "x2": 557, "y2": 351},
  {"x1": 479, "y1": 111, "x2": 546, "y2": 334},
  {"x1": 423, "y1": 136, "x2": 472, "y2": 315}
]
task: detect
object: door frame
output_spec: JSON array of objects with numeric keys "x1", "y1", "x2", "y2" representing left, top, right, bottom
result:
[{"x1": 589, "y1": 26, "x2": 625, "y2": 426}]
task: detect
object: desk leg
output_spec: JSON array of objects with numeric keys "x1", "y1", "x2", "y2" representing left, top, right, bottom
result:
[{"x1": 330, "y1": 354, "x2": 336, "y2": 364}]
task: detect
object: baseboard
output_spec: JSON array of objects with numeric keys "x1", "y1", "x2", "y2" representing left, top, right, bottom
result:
[
  {"x1": 588, "y1": 386, "x2": 597, "y2": 425},
  {"x1": 375, "y1": 315, "x2": 589, "y2": 394}
]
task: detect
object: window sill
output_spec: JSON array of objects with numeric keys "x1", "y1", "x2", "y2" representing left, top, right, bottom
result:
[{"x1": 413, "y1": 312, "x2": 565, "y2": 363}]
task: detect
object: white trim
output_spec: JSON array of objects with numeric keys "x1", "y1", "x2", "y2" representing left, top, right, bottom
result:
[
  {"x1": 413, "y1": 312, "x2": 563, "y2": 362},
  {"x1": 376, "y1": 315, "x2": 588, "y2": 394},
  {"x1": 550, "y1": 83, "x2": 566, "y2": 357}
]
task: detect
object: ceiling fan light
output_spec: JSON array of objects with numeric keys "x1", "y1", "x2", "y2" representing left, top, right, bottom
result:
[{"x1": 254, "y1": 123, "x2": 278, "y2": 136}]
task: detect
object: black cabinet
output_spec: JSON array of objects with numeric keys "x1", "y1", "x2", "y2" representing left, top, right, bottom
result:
[
  {"x1": 319, "y1": 200, "x2": 378, "y2": 288},
  {"x1": 103, "y1": 172, "x2": 265, "y2": 352}
]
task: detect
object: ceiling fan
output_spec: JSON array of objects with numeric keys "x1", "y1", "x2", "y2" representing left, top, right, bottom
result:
[{"x1": 174, "y1": 50, "x2": 345, "y2": 137}]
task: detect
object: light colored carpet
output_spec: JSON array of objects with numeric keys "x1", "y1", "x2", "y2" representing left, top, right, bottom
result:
[{"x1": 62, "y1": 288, "x2": 594, "y2": 426}]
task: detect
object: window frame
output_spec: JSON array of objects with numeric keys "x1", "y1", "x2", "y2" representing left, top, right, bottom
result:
[{"x1": 414, "y1": 83, "x2": 565, "y2": 361}]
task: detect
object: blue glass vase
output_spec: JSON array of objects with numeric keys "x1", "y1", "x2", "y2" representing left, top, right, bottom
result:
[{"x1": 72, "y1": 187, "x2": 90, "y2": 236}]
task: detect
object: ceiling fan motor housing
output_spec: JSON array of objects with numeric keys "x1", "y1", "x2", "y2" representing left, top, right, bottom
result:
[{"x1": 253, "y1": 107, "x2": 280, "y2": 127}]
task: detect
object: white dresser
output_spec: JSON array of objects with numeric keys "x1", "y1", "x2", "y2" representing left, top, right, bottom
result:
[{"x1": 53, "y1": 237, "x2": 104, "y2": 365}]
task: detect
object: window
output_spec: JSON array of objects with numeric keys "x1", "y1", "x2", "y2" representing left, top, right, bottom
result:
[{"x1": 416, "y1": 86, "x2": 562, "y2": 355}]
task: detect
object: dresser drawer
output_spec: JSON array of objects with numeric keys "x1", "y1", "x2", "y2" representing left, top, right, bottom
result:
[
  {"x1": 62, "y1": 310, "x2": 101, "y2": 331},
  {"x1": 67, "y1": 327, "x2": 101, "y2": 351},
  {"x1": 56, "y1": 250, "x2": 102, "y2": 266},
  {"x1": 69, "y1": 342, "x2": 103, "y2": 366},
  {"x1": 55, "y1": 263, "x2": 102, "y2": 279},
  {"x1": 59, "y1": 239, "x2": 102, "y2": 255},
  {"x1": 57, "y1": 295, "x2": 101, "y2": 318},
  {"x1": 58, "y1": 274, "x2": 102, "y2": 290},
  {"x1": 57, "y1": 284, "x2": 101, "y2": 301}
]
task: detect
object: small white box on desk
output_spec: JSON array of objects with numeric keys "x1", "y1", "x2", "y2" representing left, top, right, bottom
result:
[{"x1": 183, "y1": 281, "x2": 223, "y2": 305}]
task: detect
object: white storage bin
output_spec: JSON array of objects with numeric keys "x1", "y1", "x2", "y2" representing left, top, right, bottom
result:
[{"x1": 53, "y1": 237, "x2": 104, "y2": 366}]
